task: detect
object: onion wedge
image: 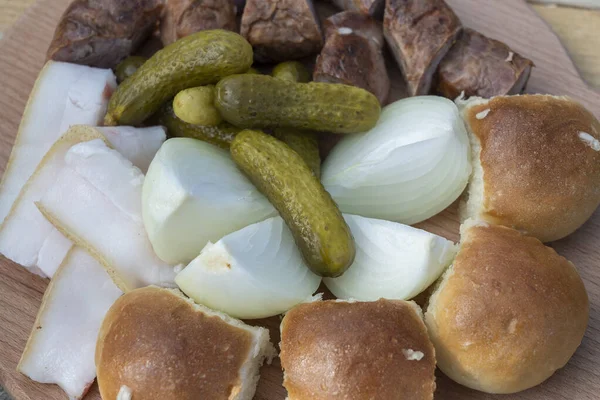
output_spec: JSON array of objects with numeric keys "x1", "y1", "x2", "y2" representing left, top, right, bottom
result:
[
  {"x1": 175, "y1": 217, "x2": 321, "y2": 319},
  {"x1": 0, "y1": 61, "x2": 116, "y2": 226},
  {"x1": 0, "y1": 126, "x2": 165, "y2": 277},
  {"x1": 322, "y1": 96, "x2": 472, "y2": 225},
  {"x1": 143, "y1": 138, "x2": 276, "y2": 265},
  {"x1": 37, "y1": 140, "x2": 176, "y2": 291},
  {"x1": 18, "y1": 247, "x2": 122, "y2": 400},
  {"x1": 324, "y1": 214, "x2": 457, "y2": 301}
]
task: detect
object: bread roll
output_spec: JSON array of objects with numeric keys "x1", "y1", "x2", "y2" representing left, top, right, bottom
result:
[
  {"x1": 425, "y1": 220, "x2": 589, "y2": 394},
  {"x1": 280, "y1": 299, "x2": 436, "y2": 399},
  {"x1": 95, "y1": 286, "x2": 275, "y2": 400},
  {"x1": 459, "y1": 94, "x2": 600, "y2": 242}
]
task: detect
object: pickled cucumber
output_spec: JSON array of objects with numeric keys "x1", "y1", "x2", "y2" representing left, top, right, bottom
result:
[
  {"x1": 246, "y1": 67, "x2": 260, "y2": 74},
  {"x1": 272, "y1": 61, "x2": 311, "y2": 83},
  {"x1": 173, "y1": 86, "x2": 222, "y2": 126},
  {"x1": 231, "y1": 129, "x2": 355, "y2": 277},
  {"x1": 158, "y1": 103, "x2": 239, "y2": 149},
  {"x1": 215, "y1": 74, "x2": 380, "y2": 134},
  {"x1": 115, "y1": 56, "x2": 147, "y2": 83},
  {"x1": 105, "y1": 30, "x2": 253, "y2": 126}
]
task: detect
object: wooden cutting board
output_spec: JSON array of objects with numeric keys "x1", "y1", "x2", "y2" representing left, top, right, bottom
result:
[{"x1": 0, "y1": 1, "x2": 599, "y2": 399}]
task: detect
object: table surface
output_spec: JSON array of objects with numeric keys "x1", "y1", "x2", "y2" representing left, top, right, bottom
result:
[{"x1": 0, "y1": 1, "x2": 598, "y2": 400}]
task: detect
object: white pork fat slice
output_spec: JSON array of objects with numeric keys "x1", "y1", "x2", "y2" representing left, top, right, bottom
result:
[
  {"x1": 0, "y1": 126, "x2": 166, "y2": 277},
  {"x1": 37, "y1": 139, "x2": 176, "y2": 290},
  {"x1": 0, "y1": 61, "x2": 116, "y2": 226},
  {"x1": 18, "y1": 247, "x2": 122, "y2": 400}
]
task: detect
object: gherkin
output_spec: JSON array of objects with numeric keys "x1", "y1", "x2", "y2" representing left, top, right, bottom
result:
[
  {"x1": 215, "y1": 74, "x2": 381, "y2": 134},
  {"x1": 231, "y1": 129, "x2": 355, "y2": 278},
  {"x1": 105, "y1": 30, "x2": 253, "y2": 126}
]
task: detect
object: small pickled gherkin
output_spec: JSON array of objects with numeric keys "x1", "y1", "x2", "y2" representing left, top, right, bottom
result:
[
  {"x1": 158, "y1": 103, "x2": 239, "y2": 149},
  {"x1": 105, "y1": 30, "x2": 253, "y2": 126},
  {"x1": 231, "y1": 129, "x2": 355, "y2": 277},
  {"x1": 173, "y1": 85, "x2": 222, "y2": 126},
  {"x1": 115, "y1": 56, "x2": 147, "y2": 83},
  {"x1": 272, "y1": 61, "x2": 311, "y2": 83},
  {"x1": 215, "y1": 74, "x2": 381, "y2": 134}
]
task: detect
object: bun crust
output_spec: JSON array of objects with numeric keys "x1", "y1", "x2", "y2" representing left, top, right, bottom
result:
[
  {"x1": 280, "y1": 299, "x2": 436, "y2": 400},
  {"x1": 461, "y1": 94, "x2": 600, "y2": 242},
  {"x1": 425, "y1": 221, "x2": 589, "y2": 394},
  {"x1": 96, "y1": 286, "x2": 266, "y2": 400}
]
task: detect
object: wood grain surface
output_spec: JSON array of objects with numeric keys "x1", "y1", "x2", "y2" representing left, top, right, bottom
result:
[{"x1": 0, "y1": 1, "x2": 599, "y2": 400}]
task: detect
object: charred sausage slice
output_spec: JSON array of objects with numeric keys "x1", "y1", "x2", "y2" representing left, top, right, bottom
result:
[
  {"x1": 384, "y1": 0, "x2": 462, "y2": 96},
  {"x1": 47, "y1": 0, "x2": 164, "y2": 69},
  {"x1": 160, "y1": 0, "x2": 238, "y2": 46},
  {"x1": 314, "y1": 11, "x2": 390, "y2": 104},
  {"x1": 240, "y1": 0, "x2": 323, "y2": 63},
  {"x1": 437, "y1": 28, "x2": 534, "y2": 99}
]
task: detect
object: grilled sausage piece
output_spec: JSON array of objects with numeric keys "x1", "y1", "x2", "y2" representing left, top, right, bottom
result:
[
  {"x1": 437, "y1": 28, "x2": 534, "y2": 99},
  {"x1": 314, "y1": 11, "x2": 390, "y2": 104},
  {"x1": 384, "y1": 0, "x2": 462, "y2": 96},
  {"x1": 160, "y1": 0, "x2": 238, "y2": 46},
  {"x1": 240, "y1": 0, "x2": 323, "y2": 63},
  {"x1": 47, "y1": 0, "x2": 164, "y2": 69},
  {"x1": 329, "y1": 0, "x2": 385, "y2": 17}
]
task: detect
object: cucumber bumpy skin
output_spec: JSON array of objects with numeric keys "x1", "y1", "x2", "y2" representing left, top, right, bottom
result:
[
  {"x1": 231, "y1": 129, "x2": 355, "y2": 277},
  {"x1": 215, "y1": 74, "x2": 381, "y2": 134},
  {"x1": 105, "y1": 30, "x2": 253, "y2": 126},
  {"x1": 158, "y1": 103, "x2": 239, "y2": 149}
]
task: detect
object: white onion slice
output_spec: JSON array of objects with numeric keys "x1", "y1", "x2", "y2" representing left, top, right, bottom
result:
[
  {"x1": 143, "y1": 138, "x2": 276, "y2": 265},
  {"x1": 324, "y1": 214, "x2": 457, "y2": 301},
  {"x1": 322, "y1": 96, "x2": 472, "y2": 225},
  {"x1": 175, "y1": 216, "x2": 321, "y2": 319}
]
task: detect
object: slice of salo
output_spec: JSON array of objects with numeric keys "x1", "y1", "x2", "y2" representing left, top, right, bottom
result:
[
  {"x1": 37, "y1": 140, "x2": 176, "y2": 291},
  {"x1": 18, "y1": 247, "x2": 122, "y2": 400},
  {"x1": 0, "y1": 125, "x2": 165, "y2": 277},
  {"x1": 0, "y1": 61, "x2": 116, "y2": 226}
]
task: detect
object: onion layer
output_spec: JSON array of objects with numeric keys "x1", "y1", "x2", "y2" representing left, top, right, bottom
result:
[
  {"x1": 142, "y1": 138, "x2": 276, "y2": 265},
  {"x1": 322, "y1": 96, "x2": 472, "y2": 225},
  {"x1": 175, "y1": 216, "x2": 321, "y2": 319},
  {"x1": 324, "y1": 214, "x2": 457, "y2": 301}
]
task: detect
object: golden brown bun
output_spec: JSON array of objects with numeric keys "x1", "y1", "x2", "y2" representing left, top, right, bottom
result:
[
  {"x1": 425, "y1": 220, "x2": 589, "y2": 394},
  {"x1": 95, "y1": 286, "x2": 275, "y2": 400},
  {"x1": 460, "y1": 94, "x2": 600, "y2": 242},
  {"x1": 280, "y1": 299, "x2": 436, "y2": 400}
]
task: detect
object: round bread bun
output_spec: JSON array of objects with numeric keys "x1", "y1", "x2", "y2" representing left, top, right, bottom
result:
[
  {"x1": 280, "y1": 299, "x2": 436, "y2": 400},
  {"x1": 459, "y1": 94, "x2": 600, "y2": 242},
  {"x1": 425, "y1": 220, "x2": 589, "y2": 394},
  {"x1": 95, "y1": 286, "x2": 275, "y2": 400}
]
